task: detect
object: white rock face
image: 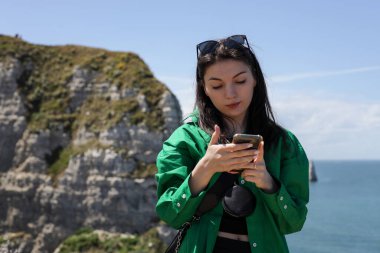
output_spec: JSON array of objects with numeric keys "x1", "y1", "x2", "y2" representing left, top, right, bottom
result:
[
  {"x1": 160, "y1": 90, "x2": 182, "y2": 139},
  {"x1": 0, "y1": 59, "x2": 27, "y2": 172},
  {"x1": 0, "y1": 54, "x2": 183, "y2": 253}
]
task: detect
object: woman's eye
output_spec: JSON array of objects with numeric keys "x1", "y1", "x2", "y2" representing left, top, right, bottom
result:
[
  {"x1": 236, "y1": 80, "x2": 246, "y2": 84},
  {"x1": 212, "y1": 86, "x2": 222, "y2": 90}
]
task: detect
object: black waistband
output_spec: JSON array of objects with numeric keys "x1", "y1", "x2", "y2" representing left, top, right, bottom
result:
[{"x1": 213, "y1": 236, "x2": 250, "y2": 253}]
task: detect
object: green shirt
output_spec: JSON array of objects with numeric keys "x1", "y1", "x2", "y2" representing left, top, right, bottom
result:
[{"x1": 156, "y1": 116, "x2": 309, "y2": 253}]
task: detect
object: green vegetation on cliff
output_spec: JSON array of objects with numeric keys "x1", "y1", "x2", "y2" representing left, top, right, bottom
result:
[
  {"x1": 0, "y1": 34, "x2": 167, "y2": 133},
  {"x1": 58, "y1": 227, "x2": 167, "y2": 253},
  {"x1": 47, "y1": 140, "x2": 112, "y2": 182}
]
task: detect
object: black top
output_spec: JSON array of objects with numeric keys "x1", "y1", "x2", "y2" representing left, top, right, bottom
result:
[{"x1": 219, "y1": 210, "x2": 248, "y2": 234}]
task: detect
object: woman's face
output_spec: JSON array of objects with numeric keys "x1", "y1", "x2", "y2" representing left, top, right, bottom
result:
[{"x1": 203, "y1": 59, "x2": 256, "y2": 125}]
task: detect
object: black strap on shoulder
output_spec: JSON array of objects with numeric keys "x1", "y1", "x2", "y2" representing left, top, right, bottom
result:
[
  {"x1": 194, "y1": 172, "x2": 237, "y2": 217},
  {"x1": 165, "y1": 174, "x2": 236, "y2": 253}
]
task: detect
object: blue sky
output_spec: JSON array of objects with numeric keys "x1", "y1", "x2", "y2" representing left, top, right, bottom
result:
[{"x1": 1, "y1": 0, "x2": 380, "y2": 160}]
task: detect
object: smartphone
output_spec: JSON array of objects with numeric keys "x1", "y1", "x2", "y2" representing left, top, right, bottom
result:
[{"x1": 232, "y1": 134, "x2": 263, "y2": 149}]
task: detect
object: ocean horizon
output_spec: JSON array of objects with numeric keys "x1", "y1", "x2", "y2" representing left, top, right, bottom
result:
[{"x1": 286, "y1": 160, "x2": 380, "y2": 253}]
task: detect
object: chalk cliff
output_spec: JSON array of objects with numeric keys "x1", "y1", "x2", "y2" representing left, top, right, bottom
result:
[{"x1": 0, "y1": 35, "x2": 181, "y2": 253}]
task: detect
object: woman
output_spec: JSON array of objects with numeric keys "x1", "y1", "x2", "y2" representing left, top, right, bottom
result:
[{"x1": 156, "y1": 35, "x2": 309, "y2": 253}]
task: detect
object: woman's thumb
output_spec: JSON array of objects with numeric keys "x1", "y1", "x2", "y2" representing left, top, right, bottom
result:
[{"x1": 209, "y1": 124, "x2": 220, "y2": 146}]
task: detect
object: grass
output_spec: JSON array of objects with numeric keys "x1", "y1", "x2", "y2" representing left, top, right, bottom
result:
[
  {"x1": 0, "y1": 34, "x2": 167, "y2": 133},
  {"x1": 72, "y1": 96, "x2": 140, "y2": 134},
  {"x1": 58, "y1": 227, "x2": 167, "y2": 253}
]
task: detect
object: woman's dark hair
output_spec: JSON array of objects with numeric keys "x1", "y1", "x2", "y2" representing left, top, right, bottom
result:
[{"x1": 195, "y1": 39, "x2": 284, "y2": 146}]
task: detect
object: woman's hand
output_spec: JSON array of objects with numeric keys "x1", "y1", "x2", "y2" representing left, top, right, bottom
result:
[
  {"x1": 201, "y1": 125, "x2": 258, "y2": 174},
  {"x1": 241, "y1": 141, "x2": 279, "y2": 194},
  {"x1": 189, "y1": 125, "x2": 257, "y2": 195}
]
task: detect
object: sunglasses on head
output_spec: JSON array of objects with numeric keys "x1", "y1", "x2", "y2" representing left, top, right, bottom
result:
[{"x1": 196, "y1": 35, "x2": 250, "y2": 59}]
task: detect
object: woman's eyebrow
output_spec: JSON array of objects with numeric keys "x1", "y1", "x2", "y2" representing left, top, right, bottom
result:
[
  {"x1": 233, "y1": 71, "x2": 247, "y2": 78},
  {"x1": 207, "y1": 71, "x2": 247, "y2": 81}
]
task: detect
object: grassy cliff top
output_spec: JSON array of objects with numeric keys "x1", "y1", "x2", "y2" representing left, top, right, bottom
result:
[
  {"x1": 0, "y1": 34, "x2": 168, "y2": 133},
  {"x1": 57, "y1": 227, "x2": 167, "y2": 253}
]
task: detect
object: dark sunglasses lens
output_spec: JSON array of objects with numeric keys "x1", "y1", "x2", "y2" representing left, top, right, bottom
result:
[
  {"x1": 198, "y1": 41, "x2": 218, "y2": 55},
  {"x1": 223, "y1": 39, "x2": 241, "y2": 49},
  {"x1": 229, "y1": 35, "x2": 246, "y2": 44}
]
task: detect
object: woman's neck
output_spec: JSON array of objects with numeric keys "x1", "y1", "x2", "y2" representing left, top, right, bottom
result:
[{"x1": 223, "y1": 116, "x2": 248, "y2": 135}]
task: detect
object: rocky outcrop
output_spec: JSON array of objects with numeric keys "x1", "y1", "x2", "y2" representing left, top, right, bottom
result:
[
  {"x1": 309, "y1": 160, "x2": 318, "y2": 182},
  {"x1": 0, "y1": 35, "x2": 182, "y2": 253}
]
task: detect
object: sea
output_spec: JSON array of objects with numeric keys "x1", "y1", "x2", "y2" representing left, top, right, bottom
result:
[{"x1": 286, "y1": 160, "x2": 380, "y2": 253}]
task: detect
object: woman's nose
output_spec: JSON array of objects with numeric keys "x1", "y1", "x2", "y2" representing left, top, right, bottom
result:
[{"x1": 225, "y1": 84, "x2": 237, "y2": 98}]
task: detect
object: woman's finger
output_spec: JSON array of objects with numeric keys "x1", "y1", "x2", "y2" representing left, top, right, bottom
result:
[
  {"x1": 242, "y1": 168, "x2": 257, "y2": 178},
  {"x1": 226, "y1": 161, "x2": 256, "y2": 172},
  {"x1": 223, "y1": 149, "x2": 258, "y2": 160},
  {"x1": 224, "y1": 143, "x2": 254, "y2": 152},
  {"x1": 208, "y1": 124, "x2": 221, "y2": 146},
  {"x1": 254, "y1": 141, "x2": 265, "y2": 162},
  {"x1": 252, "y1": 161, "x2": 266, "y2": 171}
]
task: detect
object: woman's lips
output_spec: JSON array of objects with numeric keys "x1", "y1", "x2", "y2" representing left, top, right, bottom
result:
[{"x1": 226, "y1": 102, "x2": 240, "y2": 109}]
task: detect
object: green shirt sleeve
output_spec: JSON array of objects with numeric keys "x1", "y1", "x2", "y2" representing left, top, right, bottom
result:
[
  {"x1": 155, "y1": 126, "x2": 207, "y2": 229},
  {"x1": 259, "y1": 131, "x2": 309, "y2": 234}
]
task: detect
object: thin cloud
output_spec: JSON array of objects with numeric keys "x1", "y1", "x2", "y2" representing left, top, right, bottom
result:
[
  {"x1": 270, "y1": 65, "x2": 380, "y2": 83},
  {"x1": 272, "y1": 93, "x2": 380, "y2": 159}
]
